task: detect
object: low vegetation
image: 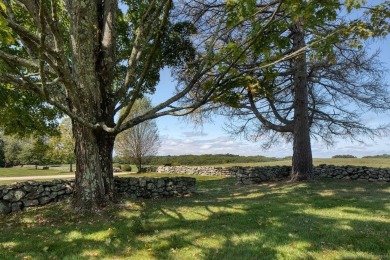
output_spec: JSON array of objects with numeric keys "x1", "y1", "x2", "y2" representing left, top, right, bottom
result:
[{"x1": 1, "y1": 175, "x2": 390, "y2": 259}]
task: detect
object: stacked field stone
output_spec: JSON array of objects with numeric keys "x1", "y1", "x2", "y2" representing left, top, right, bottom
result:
[
  {"x1": 0, "y1": 177, "x2": 196, "y2": 215},
  {"x1": 156, "y1": 165, "x2": 390, "y2": 184}
]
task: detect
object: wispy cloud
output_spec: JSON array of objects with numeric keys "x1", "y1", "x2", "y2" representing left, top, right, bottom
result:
[
  {"x1": 182, "y1": 131, "x2": 208, "y2": 138},
  {"x1": 158, "y1": 134, "x2": 292, "y2": 157},
  {"x1": 158, "y1": 132, "x2": 390, "y2": 158}
]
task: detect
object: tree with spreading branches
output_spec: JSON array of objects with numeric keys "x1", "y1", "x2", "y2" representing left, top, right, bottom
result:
[
  {"x1": 0, "y1": 0, "x2": 286, "y2": 211},
  {"x1": 181, "y1": 0, "x2": 390, "y2": 180},
  {"x1": 1, "y1": 0, "x2": 386, "y2": 211},
  {"x1": 115, "y1": 98, "x2": 161, "y2": 172}
]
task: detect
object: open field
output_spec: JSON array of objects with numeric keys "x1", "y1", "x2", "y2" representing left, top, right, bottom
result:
[
  {"x1": 0, "y1": 158, "x2": 389, "y2": 186},
  {"x1": 0, "y1": 167, "x2": 71, "y2": 178},
  {"x1": 215, "y1": 157, "x2": 390, "y2": 168},
  {"x1": 1, "y1": 176, "x2": 390, "y2": 259}
]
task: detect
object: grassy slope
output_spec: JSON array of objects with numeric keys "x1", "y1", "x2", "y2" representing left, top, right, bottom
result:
[{"x1": 1, "y1": 176, "x2": 390, "y2": 259}]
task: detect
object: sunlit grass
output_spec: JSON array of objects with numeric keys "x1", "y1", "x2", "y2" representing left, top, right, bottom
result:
[
  {"x1": 0, "y1": 167, "x2": 70, "y2": 178},
  {"x1": 213, "y1": 157, "x2": 390, "y2": 168},
  {"x1": 1, "y1": 176, "x2": 390, "y2": 259}
]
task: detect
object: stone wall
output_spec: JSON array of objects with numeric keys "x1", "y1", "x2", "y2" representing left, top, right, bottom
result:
[
  {"x1": 314, "y1": 164, "x2": 390, "y2": 182},
  {"x1": 0, "y1": 180, "x2": 74, "y2": 215},
  {"x1": 235, "y1": 166, "x2": 291, "y2": 184},
  {"x1": 114, "y1": 177, "x2": 196, "y2": 199},
  {"x1": 0, "y1": 177, "x2": 196, "y2": 215},
  {"x1": 156, "y1": 165, "x2": 291, "y2": 184},
  {"x1": 155, "y1": 165, "x2": 390, "y2": 184},
  {"x1": 155, "y1": 166, "x2": 236, "y2": 176}
]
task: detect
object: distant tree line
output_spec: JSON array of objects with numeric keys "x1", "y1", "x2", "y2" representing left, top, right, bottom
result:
[
  {"x1": 114, "y1": 154, "x2": 282, "y2": 166},
  {"x1": 332, "y1": 155, "x2": 357, "y2": 158},
  {"x1": 332, "y1": 154, "x2": 390, "y2": 159},
  {"x1": 362, "y1": 154, "x2": 390, "y2": 159}
]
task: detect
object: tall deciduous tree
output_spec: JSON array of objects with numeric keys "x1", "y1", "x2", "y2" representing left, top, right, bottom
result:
[
  {"x1": 182, "y1": 0, "x2": 390, "y2": 180},
  {"x1": 18, "y1": 136, "x2": 50, "y2": 169},
  {"x1": 0, "y1": 0, "x2": 273, "y2": 211},
  {"x1": 241, "y1": 1, "x2": 390, "y2": 180},
  {"x1": 48, "y1": 117, "x2": 75, "y2": 172},
  {"x1": 115, "y1": 98, "x2": 161, "y2": 172},
  {"x1": 3, "y1": 136, "x2": 22, "y2": 167}
]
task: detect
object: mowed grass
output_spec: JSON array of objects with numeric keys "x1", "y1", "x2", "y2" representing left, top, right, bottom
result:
[
  {"x1": 0, "y1": 167, "x2": 71, "y2": 178},
  {"x1": 216, "y1": 157, "x2": 390, "y2": 168},
  {"x1": 1, "y1": 175, "x2": 390, "y2": 260}
]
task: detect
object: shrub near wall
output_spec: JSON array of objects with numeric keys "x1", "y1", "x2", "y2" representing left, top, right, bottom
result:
[{"x1": 0, "y1": 177, "x2": 196, "y2": 215}]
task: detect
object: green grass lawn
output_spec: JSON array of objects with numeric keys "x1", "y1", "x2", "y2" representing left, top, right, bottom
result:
[
  {"x1": 1, "y1": 175, "x2": 390, "y2": 259},
  {"x1": 215, "y1": 157, "x2": 390, "y2": 168},
  {"x1": 0, "y1": 167, "x2": 71, "y2": 178}
]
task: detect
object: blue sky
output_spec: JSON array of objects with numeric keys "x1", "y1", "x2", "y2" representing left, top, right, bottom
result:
[{"x1": 150, "y1": 36, "x2": 390, "y2": 158}]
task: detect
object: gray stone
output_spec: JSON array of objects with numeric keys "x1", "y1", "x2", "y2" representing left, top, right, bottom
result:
[
  {"x1": 37, "y1": 186, "x2": 44, "y2": 194},
  {"x1": 139, "y1": 179, "x2": 146, "y2": 187},
  {"x1": 0, "y1": 200, "x2": 11, "y2": 215},
  {"x1": 3, "y1": 190, "x2": 26, "y2": 202},
  {"x1": 51, "y1": 185, "x2": 64, "y2": 192},
  {"x1": 157, "y1": 179, "x2": 165, "y2": 188},
  {"x1": 49, "y1": 192, "x2": 58, "y2": 199},
  {"x1": 23, "y1": 185, "x2": 33, "y2": 192},
  {"x1": 146, "y1": 183, "x2": 155, "y2": 190},
  {"x1": 39, "y1": 197, "x2": 52, "y2": 205},
  {"x1": 23, "y1": 199, "x2": 39, "y2": 207},
  {"x1": 11, "y1": 202, "x2": 23, "y2": 212}
]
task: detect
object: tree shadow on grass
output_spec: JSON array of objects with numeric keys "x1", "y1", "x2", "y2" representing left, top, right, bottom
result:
[{"x1": 0, "y1": 178, "x2": 389, "y2": 259}]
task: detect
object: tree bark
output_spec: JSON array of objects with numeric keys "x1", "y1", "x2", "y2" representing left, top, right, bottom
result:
[
  {"x1": 71, "y1": 121, "x2": 116, "y2": 211},
  {"x1": 96, "y1": 130, "x2": 116, "y2": 201},
  {"x1": 138, "y1": 160, "x2": 142, "y2": 173},
  {"x1": 291, "y1": 19, "x2": 313, "y2": 181}
]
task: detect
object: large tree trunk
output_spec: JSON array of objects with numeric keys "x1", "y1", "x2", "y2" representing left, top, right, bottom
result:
[
  {"x1": 97, "y1": 130, "x2": 116, "y2": 201},
  {"x1": 291, "y1": 19, "x2": 313, "y2": 181},
  {"x1": 66, "y1": 1, "x2": 118, "y2": 211},
  {"x1": 72, "y1": 121, "x2": 116, "y2": 211}
]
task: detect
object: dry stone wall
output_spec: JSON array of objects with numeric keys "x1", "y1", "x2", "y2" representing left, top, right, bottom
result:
[
  {"x1": 314, "y1": 164, "x2": 390, "y2": 182},
  {"x1": 0, "y1": 180, "x2": 74, "y2": 215},
  {"x1": 155, "y1": 166, "x2": 235, "y2": 176},
  {"x1": 114, "y1": 177, "x2": 196, "y2": 199},
  {"x1": 0, "y1": 177, "x2": 196, "y2": 215},
  {"x1": 155, "y1": 165, "x2": 390, "y2": 184},
  {"x1": 155, "y1": 165, "x2": 291, "y2": 183}
]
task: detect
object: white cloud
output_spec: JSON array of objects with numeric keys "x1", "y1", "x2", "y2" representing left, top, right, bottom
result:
[
  {"x1": 158, "y1": 134, "x2": 293, "y2": 157},
  {"x1": 157, "y1": 132, "x2": 390, "y2": 158},
  {"x1": 182, "y1": 131, "x2": 208, "y2": 137}
]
